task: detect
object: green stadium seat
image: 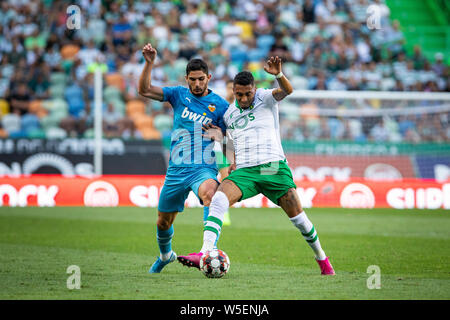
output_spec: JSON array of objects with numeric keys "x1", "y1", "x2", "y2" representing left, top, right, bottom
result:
[
  {"x1": 27, "y1": 128, "x2": 46, "y2": 139},
  {"x1": 45, "y1": 127, "x2": 67, "y2": 139},
  {"x1": 49, "y1": 72, "x2": 67, "y2": 86},
  {"x1": 109, "y1": 98, "x2": 126, "y2": 116},
  {"x1": 83, "y1": 128, "x2": 94, "y2": 138},
  {"x1": 153, "y1": 114, "x2": 173, "y2": 133},
  {"x1": 40, "y1": 114, "x2": 61, "y2": 131},
  {"x1": 43, "y1": 98, "x2": 68, "y2": 113},
  {"x1": 49, "y1": 84, "x2": 66, "y2": 99},
  {"x1": 103, "y1": 85, "x2": 123, "y2": 103},
  {"x1": 1, "y1": 113, "x2": 21, "y2": 133}
]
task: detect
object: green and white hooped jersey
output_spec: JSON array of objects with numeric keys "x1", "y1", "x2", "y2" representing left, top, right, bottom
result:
[{"x1": 224, "y1": 88, "x2": 286, "y2": 169}]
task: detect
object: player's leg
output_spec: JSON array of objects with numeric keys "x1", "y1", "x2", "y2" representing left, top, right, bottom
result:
[
  {"x1": 156, "y1": 210, "x2": 178, "y2": 258},
  {"x1": 197, "y1": 178, "x2": 221, "y2": 246},
  {"x1": 218, "y1": 166, "x2": 232, "y2": 226},
  {"x1": 149, "y1": 210, "x2": 179, "y2": 273},
  {"x1": 149, "y1": 170, "x2": 186, "y2": 273},
  {"x1": 197, "y1": 177, "x2": 219, "y2": 223},
  {"x1": 176, "y1": 174, "x2": 218, "y2": 268},
  {"x1": 201, "y1": 179, "x2": 242, "y2": 253},
  {"x1": 177, "y1": 179, "x2": 243, "y2": 269},
  {"x1": 258, "y1": 160, "x2": 335, "y2": 275},
  {"x1": 278, "y1": 189, "x2": 335, "y2": 275},
  {"x1": 186, "y1": 167, "x2": 221, "y2": 249},
  {"x1": 190, "y1": 166, "x2": 219, "y2": 228},
  {"x1": 189, "y1": 165, "x2": 224, "y2": 229},
  {"x1": 201, "y1": 167, "x2": 259, "y2": 253},
  {"x1": 278, "y1": 189, "x2": 326, "y2": 259},
  {"x1": 178, "y1": 166, "x2": 258, "y2": 269}
]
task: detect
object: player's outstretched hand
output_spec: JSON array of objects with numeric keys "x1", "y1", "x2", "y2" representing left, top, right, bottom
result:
[
  {"x1": 142, "y1": 43, "x2": 157, "y2": 64},
  {"x1": 228, "y1": 163, "x2": 236, "y2": 174},
  {"x1": 263, "y1": 56, "x2": 282, "y2": 75},
  {"x1": 202, "y1": 123, "x2": 224, "y2": 142}
]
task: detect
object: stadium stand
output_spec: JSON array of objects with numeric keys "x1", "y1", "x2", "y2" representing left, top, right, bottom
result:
[{"x1": 0, "y1": 0, "x2": 448, "y2": 143}]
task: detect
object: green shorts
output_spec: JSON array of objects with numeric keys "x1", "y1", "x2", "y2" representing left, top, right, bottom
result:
[
  {"x1": 223, "y1": 160, "x2": 297, "y2": 205},
  {"x1": 216, "y1": 151, "x2": 231, "y2": 170}
]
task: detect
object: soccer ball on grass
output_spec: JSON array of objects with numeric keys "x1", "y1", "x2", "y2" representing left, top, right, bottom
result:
[{"x1": 199, "y1": 249, "x2": 230, "y2": 278}]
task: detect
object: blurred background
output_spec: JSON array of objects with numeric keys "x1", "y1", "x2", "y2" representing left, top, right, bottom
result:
[{"x1": 0, "y1": 0, "x2": 449, "y2": 207}]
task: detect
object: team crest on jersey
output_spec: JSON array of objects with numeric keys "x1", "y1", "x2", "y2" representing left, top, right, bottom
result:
[
  {"x1": 208, "y1": 104, "x2": 216, "y2": 112},
  {"x1": 227, "y1": 112, "x2": 255, "y2": 129}
]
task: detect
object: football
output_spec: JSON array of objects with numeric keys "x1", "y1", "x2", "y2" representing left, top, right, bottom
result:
[{"x1": 199, "y1": 249, "x2": 230, "y2": 278}]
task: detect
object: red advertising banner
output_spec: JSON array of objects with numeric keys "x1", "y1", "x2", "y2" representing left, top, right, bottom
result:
[
  {"x1": 0, "y1": 175, "x2": 449, "y2": 210},
  {"x1": 286, "y1": 154, "x2": 416, "y2": 180}
]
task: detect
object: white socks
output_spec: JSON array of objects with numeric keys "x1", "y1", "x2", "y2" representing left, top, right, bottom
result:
[
  {"x1": 201, "y1": 191, "x2": 229, "y2": 253},
  {"x1": 200, "y1": 196, "x2": 328, "y2": 261},
  {"x1": 160, "y1": 250, "x2": 173, "y2": 261},
  {"x1": 290, "y1": 211, "x2": 327, "y2": 260}
]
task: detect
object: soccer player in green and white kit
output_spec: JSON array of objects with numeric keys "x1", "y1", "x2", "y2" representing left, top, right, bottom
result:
[{"x1": 178, "y1": 56, "x2": 335, "y2": 275}]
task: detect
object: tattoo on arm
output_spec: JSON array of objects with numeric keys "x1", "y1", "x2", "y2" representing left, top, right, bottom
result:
[{"x1": 272, "y1": 88, "x2": 288, "y2": 101}]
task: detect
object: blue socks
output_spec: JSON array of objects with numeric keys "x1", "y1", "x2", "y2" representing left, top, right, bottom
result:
[
  {"x1": 203, "y1": 206, "x2": 210, "y2": 226},
  {"x1": 156, "y1": 225, "x2": 174, "y2": 260}
]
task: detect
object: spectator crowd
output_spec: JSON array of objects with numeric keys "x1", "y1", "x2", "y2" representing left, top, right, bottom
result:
[{"x1": 0, "y1": 0, "x2": 448, "y2": 144}]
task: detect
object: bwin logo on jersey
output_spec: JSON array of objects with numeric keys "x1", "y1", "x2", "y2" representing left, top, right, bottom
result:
[{"x1": 181, "y1": 107, "x2": 213, "y2": 125}]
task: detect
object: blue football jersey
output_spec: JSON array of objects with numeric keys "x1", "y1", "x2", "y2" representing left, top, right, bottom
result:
[{"x1": 162, "y1": 86, "x2": 229, "y2": 168}]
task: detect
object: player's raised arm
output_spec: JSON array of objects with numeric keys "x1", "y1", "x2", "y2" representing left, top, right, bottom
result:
[
  {"x1": 138, "y1": 43, "x2": 164, "y2": 101},
  {"x1": 264, "y1": 56, "x2": 293, "y2": 101}
]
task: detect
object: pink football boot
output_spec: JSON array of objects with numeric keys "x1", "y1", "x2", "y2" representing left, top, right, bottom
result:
[
  {"x1": 316, "y1": 257, "x2": 336, "y2": 275},
  {"x1": 177, "y1": 252, "x2": 203, "y2": 269}
]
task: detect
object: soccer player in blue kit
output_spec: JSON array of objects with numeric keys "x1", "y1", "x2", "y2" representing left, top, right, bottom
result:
[{"x1": 138, "y1": 43, "x2": 229, "y2": 273}]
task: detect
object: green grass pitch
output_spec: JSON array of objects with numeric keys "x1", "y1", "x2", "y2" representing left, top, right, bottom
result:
[{"x1": 0, "y1": 206, "x2": 449, "y2": 300}]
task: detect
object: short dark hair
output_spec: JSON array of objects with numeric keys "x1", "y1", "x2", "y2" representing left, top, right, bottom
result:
[
  {"x1": 233, "y1": 71, "x2": 254, "y2": 86},
  {"x1": 186, "y1": 58, "x2": 209, "y2": 76}
]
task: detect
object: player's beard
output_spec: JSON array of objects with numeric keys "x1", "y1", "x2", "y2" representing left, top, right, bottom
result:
[{"x1": 190, "y1": 84, "x2": 207, "y2": 97}]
